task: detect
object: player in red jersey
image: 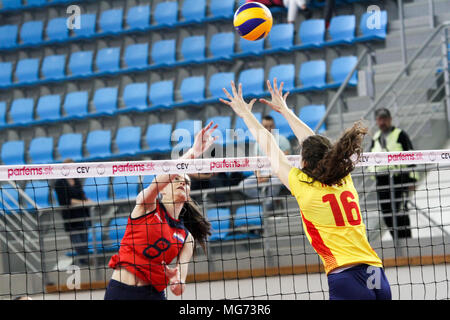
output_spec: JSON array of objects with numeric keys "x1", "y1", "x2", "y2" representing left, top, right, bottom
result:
[{"x1": 104, "y1": 122, "x2": 218, "y2": 300}]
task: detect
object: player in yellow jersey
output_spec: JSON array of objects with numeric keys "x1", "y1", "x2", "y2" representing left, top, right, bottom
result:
[{"x1": 221, "y1": 79, "x2": 391, "y2": 300}]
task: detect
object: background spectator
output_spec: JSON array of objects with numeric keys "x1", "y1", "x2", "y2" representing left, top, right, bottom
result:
[
  {"x1": 54, "y1": 159, "x2": 93, "y2": 266},
  {"x1": 369, "y1": 108, "x2": 417, "y2": 242}
]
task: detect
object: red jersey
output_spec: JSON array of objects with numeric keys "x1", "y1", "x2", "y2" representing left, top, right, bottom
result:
[{"x1": 108, "y1": 201, "x2": 190, "y2": 292}]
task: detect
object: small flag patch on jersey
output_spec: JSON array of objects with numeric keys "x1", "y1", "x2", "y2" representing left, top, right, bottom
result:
[{"x1": 173, "y1": 232, "x2": 185, "y2": 243}]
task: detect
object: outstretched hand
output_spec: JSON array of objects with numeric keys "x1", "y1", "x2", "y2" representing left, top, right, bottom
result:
[
  {"x1": 191, "y1": 121, "x2": 219, "y2": 158},
  {"x1": 220, "y1": 81, "x2": 257, "y2": 118},
  {"x1": 259, "y1": 78, "x2": 290, "y2": 114}
]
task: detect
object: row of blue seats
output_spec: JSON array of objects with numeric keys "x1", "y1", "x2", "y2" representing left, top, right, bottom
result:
[
  {"x1": 0, "y1": 57, "x2": 353, "y2": 129},
  {"x1": 68, "y1": 203, "x2": 264, "y2": 257},
  {"x1": 84, "y1": 205, "x2": 264, "y2": 254},
  {"x1": 208, "y1": 206, "x2": 263, "y2": 241},
  {"x1": 0, "y1": 0, "x2": 370, "y2": 15},
  {"x1": 0, "y1": 2, "x2": 387, "y2": 52},
  {"x1": 0, "y1": 105, "x2": 326, "y2": 165},
  {"x1": 0, "y1": 10, "x2": 384, "y2": 90}
]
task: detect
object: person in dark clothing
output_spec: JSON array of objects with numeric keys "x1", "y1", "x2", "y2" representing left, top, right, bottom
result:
[
  {"x1": 316, "y1": 0, "x2": 336, "y2": 29},
  {"x1": 369, "y1": 108, "x2": 417, "y2": 240},
  {"x1": 54, "y1": 159, "x2": 93, "y2": 265}
]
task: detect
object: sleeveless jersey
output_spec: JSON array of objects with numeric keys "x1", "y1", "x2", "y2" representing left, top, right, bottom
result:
[
  {"x1": 108, "y1": 201, "x2": 190, "y2": 292},
  {"x1": 288, "y1": 167, "x2": 383, "y2": 274}
]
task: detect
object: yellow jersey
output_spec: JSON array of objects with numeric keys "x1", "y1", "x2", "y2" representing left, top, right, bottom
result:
[{"x1": 288, "y1": 167, "x2": 383, "y2": 274}]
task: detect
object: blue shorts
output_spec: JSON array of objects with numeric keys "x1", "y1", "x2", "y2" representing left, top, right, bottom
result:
[
  {"x1": 327, "y1": 264, "x2": 392, "y2": 300},
  {"x1": 104, "y1": 279, "x2": 166, "y2": 300}
]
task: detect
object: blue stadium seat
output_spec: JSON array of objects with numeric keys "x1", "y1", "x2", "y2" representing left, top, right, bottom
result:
[
  {"x1": 1, "y1": 140, "x2": 25, "y2": 165},
  {"x1": 299, "y1": 104, "x2": 326, "y2": 133},
  {"x1": 10, "y1": 98, "x2": 34, "y2": 124},
  {"x1": 239, "y1": 68, "x2": 265, "y2": 96},
  {"x1": 107, "y1": 217, "x2": 127, "y2": 251},
  {"x1": 299, "y1": 60, "x2": 327, "y2": 90},
  {"x1": 174, "y1": 119, "x2": 202, "y2": 146},
  {"x1": 41, "y1": 54, "x2": 66, "y2": 80},
  {"x1": 0, "y1": 25, "x2": 18, "y2": 49},
  {"x1": 268, "y1": 64, "x2": 295, "y2": 91},
  {"x1": 151, "y1": 39, "x2": 176, "y2": 66},
  {"x1": 57, "y1": 133, "x2": 83, "y2": 161},
  {"x1": 0, "y1": 101, "x2": 5, "y2": 126},
  {"x1": 124, "y1": 43, "x2": 149, "y2": 70},
  {"x1": 99, "y1": 8, "x2": 123, "y2": 34},
  {"x1": 181, "y1": 0, "x2": 206, "y2": 22},
  {"x1": 268, "y1": 23, "x2": 294, "y2": 51},
  {"x1": 27, "y1": 0, "x2": 46, "y2": 6},
  {"x1": 83, "y1": 177, "x2": 110, "y2": 202},
  {"x1": 116, "y1": 126, "x2": 141, "y2": 156},
  {"x1": 69, "y1": 51, "x2": 93, "y2": 77},
  {"x1": 234, "y1": 205, "x2": 262, "y2": 228},
  {"x1": 180, "y1": 76, "x2": 205, "y2": 103},
  {"x1": 20, "y1": 20, "x2": 43, "y2": 45},
  {"x1": 86, "y1": 130, "x2": 112, "y2": 159},
  {"x1": 24, "y1": 180, "x2": 51, "y2": 209},
  {"x1": 87, "y1": 223, "x2": 104, "y2": 253},
  {"x1": 328, "y1": 56, "x2": 358, "y2": 87},
  {"x1": 210, "y1": 0, "x2": 235, "y2": 18},
  {"x1": 15, "y1": 58, "x2": 40, "y2": 83},
  {"x1": 181, "y1": 35, "x2": 205, "y2": 62},
  {"x1": 146, "y1": 123, "x2": 172, "y2": 153},
  {"x1": 210, "y1": 32, "x2": 234, "y2": 60},
  {"x1": 299, "y1": 19, "x2": 325, "y2": 48},
  {"x1": 154, "y1": 1, "x2": 178, "y2": 26},
  {"x1": 149, "y1": 80, "x2": 173, "y2": 109},
  {"x1": 123, "y1": 82, "x2": 148, "y2": 110},
  {"x1": 0, "y1": 62, "x2": 12, "y2": 86},
  {"x1": 96, "y1": 47, "x2": 121, "y2": 73},
  {"x1": 29, "y1": 136, "x2": 53, "y2": 164},
  {"x1": 206, "y1": 116, "x2": 232, "y2": 145},
  {"x1": 208, "y1": 207, "x2": 233, "y2": 241},
  {"x1": 234, "y1": 112, "x2": 262, "y2": 143},
  {"x1": 326, "y1": 15, "x2": 356, "y2": 45},
  {"x1": 63, "y1": 91, "x2": 89, "y2": 118},
  {"x1": 127, "y1": 5, "x2": 151, "y2": 30},
  {"x1": 112, "y1": 176, "x2": 140, "y2": 200},
  {"x1": 0, "y1": 185, "x2": 20, "y2": 214},
  {"x1": 93, "y1": 87, "x2": 118, "y2": 115},
  {"x1": 1, "y1": 0, "x2": 22, "y2": 9},
  {"x1": 74, "y1": 14, "x2": 97, "y2": 38},
  {"x1": 357, "y1": 10, "x2": 388, "y2": 42},
  {"x1": 46, "y1": 17, "x2": 69, "y2": 41},
  {"x1": 209, "y1": 72, "x2": 234, "y2": 99},
  {"x1": 269, "y1": 110, "x2": 294, "y2": 139},
  {"x1": 36, "y1": 94, "x2": 61, "y2": 121},
  {"x1": 238, "y1": 38, "x2": 264, "y2": 56}
]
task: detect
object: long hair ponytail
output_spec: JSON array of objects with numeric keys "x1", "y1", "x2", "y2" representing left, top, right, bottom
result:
[
  {"x1": 180, "y1": 200, "x2": 211, "y2": 254},
  {"x1": 301, "y1": 121, "x2": 368, "y2": 186}
]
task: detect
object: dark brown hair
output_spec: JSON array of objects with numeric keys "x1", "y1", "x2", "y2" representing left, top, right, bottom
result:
[
  {"x1": 180, "y1": 200, "x2": 211, "y2": 254},
  {"x1": 301, "y1": 121, "x2": 368, "y2": 186}
]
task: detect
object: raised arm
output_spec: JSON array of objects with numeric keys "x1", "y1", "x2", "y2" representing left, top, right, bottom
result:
[
  {"x1": 259, "y1": 78, "x2": 314, "y2": 143},
  {"x1": 131, "y1": 122, "x2": 218, "y2": 219},
  {"x1": 220, "y1": 81, "x2": 292, "y2": 190}
]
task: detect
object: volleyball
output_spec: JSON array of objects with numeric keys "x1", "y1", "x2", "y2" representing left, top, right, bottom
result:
[{"x1": 233, "y1": 2, "x2": 273, "y2": 41}]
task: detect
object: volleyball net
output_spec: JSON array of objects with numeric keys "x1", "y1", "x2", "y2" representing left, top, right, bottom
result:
[{"x1": 0, "y1": 149, "x2": 449, "y2": 300}]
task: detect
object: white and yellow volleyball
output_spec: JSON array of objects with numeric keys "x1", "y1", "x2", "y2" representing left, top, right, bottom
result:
[{"x1": 233, "y1": 2, "x2": 273, "y2": 41}]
